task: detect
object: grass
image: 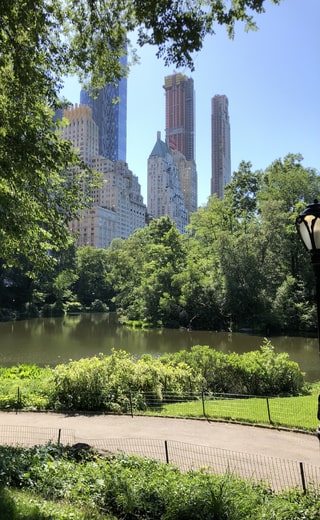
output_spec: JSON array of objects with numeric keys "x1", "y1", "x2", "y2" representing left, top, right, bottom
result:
[
  {"x1": 0, "y1": 487, "x2": 111, "y2": 519},
  {"x1": 143, "y1": 392, "x2": 319, "y2": 431}
]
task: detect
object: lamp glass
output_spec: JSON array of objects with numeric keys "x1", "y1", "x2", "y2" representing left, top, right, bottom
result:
[
  {"x1": 298, "y1": 216, "x2": 313, "y2": 250},
  {"x1": 313, "y1": 217, "x2": 320, "y2": 249}
]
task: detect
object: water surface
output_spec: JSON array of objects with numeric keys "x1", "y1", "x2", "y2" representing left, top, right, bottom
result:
[{"x1": 0, "y1": 313, "x2": 319, "y2": 382}]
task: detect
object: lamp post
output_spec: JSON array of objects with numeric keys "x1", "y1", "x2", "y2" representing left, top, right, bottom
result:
[
  {"x1": 296, "y1": 199, "x2": 320, "y2": 433},
  {"x1": 295, "y1": 199, "x2": 320, "y2": 354}
]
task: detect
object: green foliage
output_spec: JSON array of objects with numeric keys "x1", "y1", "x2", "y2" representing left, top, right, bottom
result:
[
  {"x1": 64, "y1": 301, "x2": 83, "y2": 314},
  {"x1": 161, "y1": 340, "x2": 304, "y2": 396},
  {"x1": 51, "y1": 350, "x2": 136, "y2": 412},
  {"x1": 47, "y1": 341, "x2": 305, "y2": 412},
  {"x1": 0, "y1": 365, "x2": 53, "y2": 410},
  {"x1": 109, "y1": 217, "x2": 187, "y2": 327},
  {"x1": 75, "y1": 247, "x2": 114, "y2": 308},
  {"x1": 0, "y1": 341, "x2": 305, "y2": 413},
  {"x1": 42, "y1": 300, "x2": 65, "y2": 317},
  {"x1": 2, "y1": 150, "x2": 320, "y2": 333},
  {"x1": 89, "y1": 299, "x2": 109, "y2": 312},
  {"x1": 1, "y1": 0, "x2": 280, "y2": 270},
  {"x1": 52, "y1": 270, "x2": 79, "y2": 303},
  {"x1": 272, "y1": 276, "x2": 316, "y2": 332},
  {"x1": 237, "y1": 340, "x2": 305, "y2": 395},
  {"x1": 1, "y1": 445, "x2": 320, "y2": 520},
  {"x1": 0, "y1": 486, "x2": 104, "y2": 519}
]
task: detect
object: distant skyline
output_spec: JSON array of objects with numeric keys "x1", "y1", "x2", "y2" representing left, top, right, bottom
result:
[{"x1": 62, "y1": 0, "x2": 320, "y2": 207}]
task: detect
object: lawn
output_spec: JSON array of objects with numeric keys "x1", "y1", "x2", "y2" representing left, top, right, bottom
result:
[{"x1": 143, "y1": 393, "x2": 319, "y2": 431}]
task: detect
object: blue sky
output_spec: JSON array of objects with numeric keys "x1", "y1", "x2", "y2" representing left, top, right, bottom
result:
[{"x1": 62, "y1": 0, "x2": 320, "y2": 207}]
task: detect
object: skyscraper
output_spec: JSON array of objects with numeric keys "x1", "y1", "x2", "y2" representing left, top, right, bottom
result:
[
  {"x1": 80, "y1": 56, "x2": 127, "y2": 162},
  {"x1": 62, "y1": 104, "x2": 99, "y2": 162},
  {"x1": 164, "y1": 73, "x2": 197, "y2": 214},
  {"x1": 164, "y1": 73, "x2": 195, "y2": 161},
  {"x1": 62, "y1": 104, "x2": 146, "y2": 247},
  {"x1": 211, "y1": 95, "x2": 231, "y2": 199},
  {"x1": 172, "y1": 150, "x2": 198, "y2": 215},
  {"x1": 148, "y1": 132, "x2": 188, "y2": 233}
]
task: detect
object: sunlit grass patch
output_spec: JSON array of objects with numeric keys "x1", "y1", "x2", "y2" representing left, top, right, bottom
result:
[{"x1": 143, "y1": 394, "x2": 319, "y2": 431}]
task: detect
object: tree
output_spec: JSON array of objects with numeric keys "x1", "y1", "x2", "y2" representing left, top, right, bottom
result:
[
  {"x1": 224, "y1": 161, "x2": 262, "y2": 227},
  {"x1": 75, "y1": 246, "x2": 114, "y2": 307},
  {"x1": 1, "y1": 0, "x2": 282, "y2": 268}
]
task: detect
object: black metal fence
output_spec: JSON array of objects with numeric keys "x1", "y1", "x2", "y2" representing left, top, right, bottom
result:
[
  {"x1": 0, "y1": 424, "x2": 319, "y2": 493},
  {"x1": 107, "y1": 391, "x2": 318, "y2": 432},
  {"x1": 6, "y1": 388, "x2": 319, "y2": 431}
]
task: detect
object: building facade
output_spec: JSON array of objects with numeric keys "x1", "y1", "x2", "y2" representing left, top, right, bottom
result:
[
  {"x1": 68, "y1": 206, "x2": 117, "y2": 249},
  {"x1": 172, "y1": 150, "x2": 198, "y2": 215},
  {"x1": 163, "y1": 73, "x2": 197, "y2": 214},
  {"x1": 80, "y1": 56, "x2": 127, "y2": 162},
  {"x1": 63, "y1": 104, "x2": 99, "y2": 162},
  {"x1": 62, "y1": 105, "x2": 145, "y2": 247},
  {"x1": 211, "y1": 95, "x2": 231, "y2": 199},
  {"x1": 148, "y1": 132, "x2": 188, "y2": 234},
  {"x1": 164, "y1": 73, "x2": 195, "y2": 161}
]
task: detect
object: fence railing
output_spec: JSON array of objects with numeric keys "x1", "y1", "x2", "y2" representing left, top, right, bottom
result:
[
  {"x1": 0, "y1": 424, "x2": 319, "y2": 493},
  {"x1": 5, "y1": 388, "x2": 320, "y2": 432},
  {"x1": 109, "y1": 391, "x2": 318, "y2": 432}
]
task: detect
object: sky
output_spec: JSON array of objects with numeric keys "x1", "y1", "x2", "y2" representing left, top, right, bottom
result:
[{"x1": 62, "y1": 0, "x2": 320, "y2": 208}]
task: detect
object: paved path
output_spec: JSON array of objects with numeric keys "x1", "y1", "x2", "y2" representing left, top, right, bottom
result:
[{"x1": 0, "y1": 411, "x2": 319, "y2": 465}]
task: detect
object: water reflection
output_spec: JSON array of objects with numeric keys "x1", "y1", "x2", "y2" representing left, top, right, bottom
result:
[{"x1": 0, "y1": 313, "x2": 319, "y2": 382}]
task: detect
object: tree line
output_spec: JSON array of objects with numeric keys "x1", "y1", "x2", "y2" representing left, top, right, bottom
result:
[
  {"x1": 1, "y1": 0, "x2": 282, "y2": 271},
  {"x1": 1, "y1": 153, "x2": 319, "y2": 334}
]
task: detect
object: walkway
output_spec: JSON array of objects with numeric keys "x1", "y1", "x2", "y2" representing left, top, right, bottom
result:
[{"x1": 0, "y1": 411, "x2": 319, "y2": 465}]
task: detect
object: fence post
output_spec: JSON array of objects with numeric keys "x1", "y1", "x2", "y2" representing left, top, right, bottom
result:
[
  {"x1": 201, "y1": 391, "x2": 206, "y2": 418},
  {"x1": 299, "y1": 462, "x2": 307, "y2": 494},
  {"x1": 266, "y1": 397, "x2": 272, "y2": 424},
  {"x1": 164, "y1": 440, "x2": 169, "y2": 464},
  {"x1": 129, "y1": 391, "x2": 133, "y2": 418},
  {"x1": 57, "y1": 428, "x2": 61, "y2": 446},
  {"x1": 16, "y1": 386, "x2": 21, "y2": 412}
]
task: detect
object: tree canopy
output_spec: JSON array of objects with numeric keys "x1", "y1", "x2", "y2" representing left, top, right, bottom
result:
[{"x1": 0, "y1": 0, "x2": 282, "y2": 268}]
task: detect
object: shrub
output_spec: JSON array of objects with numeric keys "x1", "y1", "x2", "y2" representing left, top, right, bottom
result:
[
  {"x1": 2, "y1": 446, "x2": 320, "y2": 520},
  {"x1": 236, "y1": 339, "x2": 305, "y2": 396},
  {"x1": 64, "y1": 301, "x2": 83, "y2": 314},
  {"x1": 90, "y1": 299, "x2": 109, "y2": 312}
]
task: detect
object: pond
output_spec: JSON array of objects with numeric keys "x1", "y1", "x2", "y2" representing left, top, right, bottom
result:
[{"x1": 0, "y1": 313, "x2": 319, "y2": 382}]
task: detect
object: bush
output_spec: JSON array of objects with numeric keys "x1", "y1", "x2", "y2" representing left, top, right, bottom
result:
[
  {"x1": 41, "y1": 302, "x2": 65, "y2": 317},
  {"x1": 89, "y1": 299, "x2": 109, "y2": 312},
  {"x1": 64, "y1": 301, "x2": 83, "y2": 314},
  {"x1": 236, "y1": 340, "x2": 305, "y2": 396},
  {"x1": 24, "y1": 302, "x2": 40, "y2": 318},
  {"x1": 50, "y1": 351, "x2": 136, "y2": 411},
  {"x1": 1, "y1": 446, "x2": 320, "y2": 520},
  {"x1": 161, "y1": 341, "x2": 305, "y2": 396}
]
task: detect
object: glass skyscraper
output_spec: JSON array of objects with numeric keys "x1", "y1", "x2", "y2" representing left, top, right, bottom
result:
[{"x1": 80, "y1": 56, "x2": 127, "y2": 162}]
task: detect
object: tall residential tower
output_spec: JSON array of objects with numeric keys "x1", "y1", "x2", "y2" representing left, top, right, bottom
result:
[
  {"x1": 163, "y1": 73, "x2": 197, "y2": 215},
  {"x1": 211, "y1": 95, "x2": 231, "y2": 198},
  {"x1": 164, "y1": 73, "x2": 195, "y2": 161}
]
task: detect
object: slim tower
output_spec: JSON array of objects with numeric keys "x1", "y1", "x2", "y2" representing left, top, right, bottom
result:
[
  {"x1": 164, "y1": 73, "x2": 197, "y2": 214},
  {"x1": 211, "y1": 95, "x2": 231, "y2": 198},
  {"x1": 164, "y1": 73, "x2": 195, "y2": 161}
]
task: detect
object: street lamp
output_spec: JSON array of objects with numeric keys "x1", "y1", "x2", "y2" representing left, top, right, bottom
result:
[
  {"x1": 295, "y1": 199, "x2": 320, "y2": 355},
  {"x1": 296, "y1": 199, "x2": 320, "y2": 434}
]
